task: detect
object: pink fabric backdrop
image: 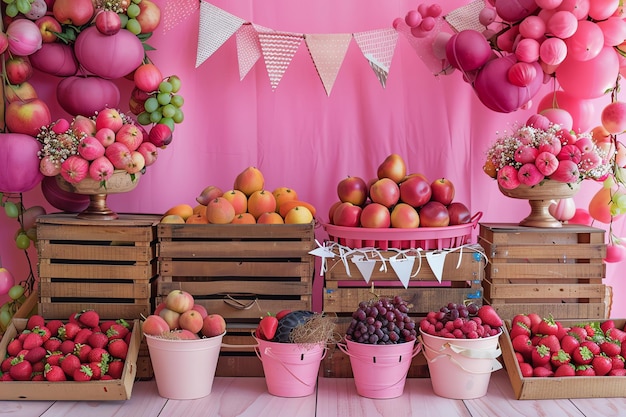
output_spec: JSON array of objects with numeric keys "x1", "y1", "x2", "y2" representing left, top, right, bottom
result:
[{"x1": 1, "y1": 0, "x2": 623, "y2": 317}]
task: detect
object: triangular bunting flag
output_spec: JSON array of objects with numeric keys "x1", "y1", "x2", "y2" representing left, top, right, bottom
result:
[
  {"x1": 389, "y1": 256, "x2": 415, "y2": 289},
  {"x1": 305, "y1": 33, "x2": 352, "y2": 96},
  {"x1": 351, "y1": 255, "x2": 377, "y2": 284},
  {"x1": 425, "y1": 251, "x2": 448, "y2": 283},
  {"x1": 353, "y1": 28, "x2": 398, "y2": 88},
  {"x1": 196, "y1": 2, "x2": 245, "y2": 68},
  {"x1": 258, "y1": 32, "x2": 303, "y2": 91},
  {"x1": 162, "y1": 0, "x2": 199, "y2": 34},
  {"x1": 236, "y1": 24, "x2": 262, "y2": 80},
  {"x1": 444, "y1": 0, "x2": 486, "y2": 33}
]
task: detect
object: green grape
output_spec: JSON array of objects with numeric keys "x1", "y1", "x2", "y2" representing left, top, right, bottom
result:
[
  {"x1": 126, "y1": 18, "x2": 141, "y2": 35},
  {"x1": 150, "y1": 110, "x2": 163, "y2": 123},
  {"x1": 5, "y1": 2, "x2": 18, "y2": 17},
  {"x1": 137, "y1": 111, "x2": 152, "y2": 125},
  {"x1": 161, "y1": 104, "x2": 176, "y2": 119},
  {"x1": 170, "y1": 94, "x2": 184, "y2": 108},
  {"x1": 126, "y1": 3, "x2": 140, "y2": 18},
  {"x1": 173, "y1": 108, "x2": 184, "y2": 124},
  {"x1": 158, "y1": 81, "x2": 173, "y2": 94},
  {"x1": 144, "y1": 97, "x2": 159, "y2": 113},
  {"x1": 159, "y1": 117, "x2": 175, "y2": 132},
  {"x1": 8, "y1": 284, "x2": 25, "y2": 301},
  {"x1": 168, "y1": 75, "x2": 182, "y2": 93},
  {"x1": 119, "y1": 13, "x2": 129, "y2": 28},
  {"x1": 4, "y1": 201, "x2": 19, "y2": 218},
  {"x1": 16, "y1": 0, "x2": 31, "y2": 14},
  {"x1": 132, "y1": 0, "x2": 142, "y2": 3},
  {"x1": 0, "y1": 302, "x2": 9, "y2": 314},
  {"x1": 0, "y1": 309, "x2": 12, "y2": 330},
  {"x1": 157, "y1": 92, "x2": 171, "y2": 106},
  {"x1": 16, "y1": 232, "x2": 30, "y2": 250}
]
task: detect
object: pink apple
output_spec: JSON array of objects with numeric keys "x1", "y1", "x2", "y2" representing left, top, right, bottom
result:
[
  {"x1": 104, "y1": 142, "x2": 132, "y2": 169},
  {"x1": 88, "y1": 156, "x2": 114, "y2": 181},
  {"x1": 332, "y1": 202, "x2": 362, "y2": 227},
  {"x1": 40, "y1": 155, "x2": 61, "y2": 176},
  {"x1": 514, "y1": 145, "x2": 539, "y2": 164},
  {"x1": 377, "y1": 153, "x2": 407, "y2": 183},
  {"x1": 549, "y1": 159, "x2": 580, "y2": 182},
  {"x1": 136, "y1": 0, "x2": 161, "y2": 34},
  {"x1": 336, "y1": 176, "x2": 368, "y2": 206},
  {"x1": 390, "y1": 203, "x2": 420, "y2": 228},
  {"x1": 125, "y1": 151, "x2": 145, "y2": 174},
  {"x1": 5, "y1": 56, "x2": 33, "y2": 85},
  {"x1": 137, "y1": 141, "x2": 158, "y2": 166},
  {"x1": 141, "y1": 314, "x2": 170, "y2": 336},
  {"x1": 148, "y1": 123, "x2": 172, "y2": 147},
  {"x1": 430, "y1": 178, "x2": 455, "y2": 205},
  {"x1": 575, "y1": 136, "x2": 594, "y2": 154},
  {"x1": 178, "y1": 310, "x2": 204, "y2": 334},
  {"x1": 557, "y1": 144, "x2": 582, "y2": 163},
  {"x1": 191, "y1": 304, "x2": 208, "y2": 319},
  {"x1": 52, "y1": 118, "x2": 70, "y2": 134},
  {"x1": 96, "y1": 108, "x2": 123, "y2": 132},
  {"x1": 95, "y1": 127, "x2": 116, "y2": 147},
  {"x1": 53, "y1": 0, "x2": 94, "y2": 26},
  {"x1": 360, "y1": 203, "x2": 391, "y2": 228},
  {"x1": 72, "y1": 115, "x2": 97, "y2": 137},
  {"x1": 115, "y1": 123, "x2": 143, "y2": 151},
  {"x1": 95, "y1": 10, "x2": 121, "y2": 36},
  {"x1": 165, "y1": 289, "x2": 194, "y2": 313},
  {"x1": 369, "y1": 178, "x2": 400, "y2": 208},
  {"x1": 518, "y1": 163, "x2": 544, "y2": 186},
  {"x1": 201, "y1": 314, "x2": 226, "y2": 338},
  {"x1": 77, "y1": 136, "x2": 105, "y2": 161},
  {"x1": 399, "y1": 175, "x2": 431, "y2": 208},
  {"x1": 419, "y1": 201, "x2": 450, "y2": 227},
  {"x1": 60, "y1": 155, "x2": 89, "y2": 184},
  {"x1": 5, "y1": 98, "x2": 51, "y2": 136},
  {"x1": 601, "y1": 101, "x2": 626, "y2": 134},
  {"x1": 447, "y1": 202, "x2": 471, "y2": 225},
  {"x1": 4, "y1": 82, "x2": 38, "y2": 103},
  {"x1": 534, "y1": 151, "x2": 559, "y2": 176},
  {"x1": 35, "y1": 16, "x2": 62, "y2": 43},
  {"x1": 158, "y1": 307, "x2": 181, "y2": 330},
  {"x1": 537, "y1": 134, "x2": 562, "y2": 155}
]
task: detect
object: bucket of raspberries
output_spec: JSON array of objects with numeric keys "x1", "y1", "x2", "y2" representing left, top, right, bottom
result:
[
  {"x1": 254, "y1": 309, "x2": 337, "y2": 398},
  {"x1": 337, "y1": 295, "x2": 421, "y2": 399},
  {"x1": 418, "y1": 302, "x2": 504, "y2": 400}
]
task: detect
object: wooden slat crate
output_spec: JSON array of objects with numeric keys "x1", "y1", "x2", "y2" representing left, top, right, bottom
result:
[
  {"x1": 321, "y1": 244, "x2": 486, "y2": 378},
  {"x1": 478, "y1": 223, "x2": 608, "y2": 321},
  {"x1": 156, "y1": 222, "x2": 316, "y2": 377}
]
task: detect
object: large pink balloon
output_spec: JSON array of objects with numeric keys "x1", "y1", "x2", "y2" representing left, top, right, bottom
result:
[
  {"x1": 57, "y1": 76, "x2": 121, "y2": 117},
  {"x1": 556, "y1": 0, "x2": 590, "y2": 20},
  {"x1": 41, "y1": 176, "x2": 90, "y2": 213},
  {"x1": 597, "y1": 17, "x2": 626, "y2": 46},
  {"x1": 495, "y1": 0, "x2": 540, "y2": 22},
  {"x1": 588, "y1": 0, "x2": 619, "y2": 20},
  {"x1": 539, "y1": 37, "x2": 567, "y2": 65},
  {"x1": 29, "y1": 43, "x2": 78, "y2": 76},
  {"x1": 537, "y1": 90, "x2": 595, "y2": 132},
  {"x1": 445, "y1": 30, "x2": 492, "y2": 72},
  {"x1": 565, "y1": 20, "x2": 604, "y2": 61},
  {"x1": 556, "y1": 46, "x2": 620, "y2": 98},
  {"x1": 519, "y1": 15, "x2": 546, "y2": 39},
  {"x1": 473, "y1": 54, "x2": 543, "y2": 113},
  {"x1": 0, "y1": 133, "x2": 44, "y2": 193}
]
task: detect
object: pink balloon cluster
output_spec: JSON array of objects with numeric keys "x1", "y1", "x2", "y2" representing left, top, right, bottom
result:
[{"x1": 403, "y1": 3, "x2": 443, "y2": 38}]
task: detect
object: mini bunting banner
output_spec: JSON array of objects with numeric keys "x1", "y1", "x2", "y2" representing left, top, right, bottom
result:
[
  {"x1": 424, "y1": 251, "x2": 448, "y2": 283},
  {"x1": 196, "y1": 2, "x2": 245, "y2": 68},
  {"x1": 388, "y1": 255, "x2": 415, "y2": 289},
  {"x1": 305, "y1": 33, "x2": 352, "y2": 96},
  {"x1": 351, "y1": 255, "x2": 377, "y2": 283},
  {"x1": 236, "y1": 24, "x2": 262, "y2": 80},
  {"x1": 353, "y1": 28, "x2": 399, "y2": 88},
  {"x1": 162, "y1": 0, "x2": 199, "y2": 34},
  {"x1": 444, "y1": 0, "x2": 486, "y2": 33},
  {"x1": 258, "y1": 32, "x2": 304, "y2": 90}
]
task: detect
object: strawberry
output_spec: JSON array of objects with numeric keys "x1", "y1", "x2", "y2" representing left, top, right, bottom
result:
[
  {"x1": 575, "y1": 364, "x2": 596, "y2": 376},
  {"x1": 77, "y1": 310, "x2": 100, "y2": 328},
  {"x1": 0, "y1": 373, "x2": 14, "y2": 381},
  {"x1": 519, "y1": 362, "x2": 533, "y2": 377},
  {"x1": 106, "y1": 360, "x2": 124, "y2": 379},
  {"x1": 275, "y1": 309, "x2": 292, "y2": 320},
  {"x1": 24, "y1": 346, "x2": 47, "y2": 364},
  {"x1": 611, "y1": 355, "x2": 625, "y2": 370},
  {"x1": 44, "y1": 337, "x2": 62, "y2": 352},
  {"x1": 258, "y1": 315, "x2": 279, "y2": 340},
  {"x1": 22, "y1": 333, "x2": 44, "y2": 350},
  {"x1": 527, "y1": 313, "x2": 542, "y2": 334},
  {"x1": 26, "y1": 315, "x2": 45, "y2": 330},
  {"x1": 46, "y1": 320, "x2": 64, "y2": 337},
  {"x1": 101, "y1": 374, "x2": 114, "y2": 380},
  {"x1": 477, "y1": 305, "x2": 503, "y2": 328},
  {"x1": 99, "y1": 320, "x2": 117, "y2": 334},
  {"x1": 531, "y1": 344, "x2": 552, "y2": 367},
  {"x1": 550, "y1": 349, "x2": 571, "y2": 368},
  {"x1": 9, "y1": 357, "x2": 33, "y2": 381},
  {"x1": 584, "y1": 323, "x2": 599, "y2": 339},
  {"x1": 509, "y1": 321, "x2": 531, "y2": 339},
  {"x1": 108, "y1": 339, "x2": 128, "y2": 360},
  {"x1": 73, "y1": 328, "x2": 93, "y2": 345},
  {"x1": 88, "y1": 332, "x2": 109, "y2": 349},
  {"x1": 609, "y1": 369, "x2": 626, "y2": 376},
  {"x1": 58, "y1": 322, "x2": 81, "y2": 341},
  {"x1": 572, "y1": 345, "x2": 594, "y2": 365},
  {"x1": 32, "y1": 373, "x2": 45, "y2": 381},
  {"x1": 74, "y1": 343, "x2": 92, "y2": 363},
  {"x1": 606, "y1": 327, "x2": 626, "y2": 343},
  {"x1": 59, "y1": 340, "x2": 76, "y2": 355},
  {"x1": 1, "y1": 357, "x2": 14, "y2": 373},
  {"x1": 60, "y1": 354, "x2": 81, "y2": 378},
  {"x1": 533, "y1": 366, "x2": 554, "y2": 377},
  {"x1": 87, "y1": 347, "x2": 110, "y2": 364},
  {"x1": 600, "y1": 319, "x2": 616, "y2": 334},
  {"x1": 592, "y1": 355, "x2": 612, "y2": 376},
  {"x1": 44, "y1": 364, "x2": 66, "y2": 381},
  {"x1": 87, "y1": 362, "x2": 105, "y2": 380},
  {"x1": 73, "y1": 365, "x2": 93, "y2": 381},
  {"x1": 600, "y1": 339, "x2": 622, "y2": 357},
  {"x1": 568, "y1": 326, "x2": 587, "y2": 342},
  {"x1": 581, "y1": 340, "x2": 600, "y2": 356},
  {"x1": 536, "y1": 315, "x2": 559, "y2": 336},
  {"x1": 34, "y1": 326, "x2": 52, "y2": 343},
  {"x1": 554, "y1": 363, "x2": 576, "y2": 377},
  {"x1": 560, "y1": 334, "x2": 580, "y2": 356},
  {"x1": 511, "y1": 313, "x2": 532, "y2": 329},
  {"x1": 6, "y1": 338, "x2": 23, "y2": 357},
  {"x1": 45, "y1": 351, "x2": 64, "y2": 367},
  {"x1": 512, "y1": 334, "x2": 534, "y2": 358},
  {"x1": 106, "y1": 324, "x2": 129, "y2": 341},
  {"x1": 538, "y1": 334, "x2": 560, "y2": 353}
]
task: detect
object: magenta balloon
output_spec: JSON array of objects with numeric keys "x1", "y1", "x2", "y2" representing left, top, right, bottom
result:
[
  {"x1": 0, "y1": 133, "x2": 44, "y2": 193},
  {"x1": 556, "y1": 46, "x2": 620, "y2": 99},
  {"x1": 556, "y1": 0, "x2": 590, "y2": 19},
  {"x1": 496, "y1": 26, "x2": 520, "y2": 53},
  {"x1": 508, "y1": 61, "x2": 537, "y2": 86},
  {"x1": 536, "y1": 0, "x2": 563, "y2": 9},
  {"x1": 495, "y1": 0, "x2": 539, "y2": 22},
  {"x1": 57, "y1": 76, "x2": 121, "y2": 117},
  {"x1": 547, "y1": 11, "x2": 578, "y2": 39},
  {"x1": 537, "y1": 90, "x2": 595, "y2": 132},
  {"x1": 473, "y1": 54, "x2": 543, "y2": 113},
  {"x1": 445, "y1": 30, "x2": 492, "y2": 72},
  {"x1": 597, "y1": 17, "x2": 626, "y2": 46},
  {"x1": 539, "y1": 37, "x2": 567, "y2": 65},
  {"x1": 74, "y1": 27, "x2": 144, "y2": 79},
  {"x1": 565, "y1": 20, "x2": 604, "y2": 61},
  {"x1": 29, "y1": 43, "x2": 78, "y2": 76},
  {"x1": 41, "y1": 176, "x2": 90, "y2": 213},
  {"x1": 588, "y1": 0, "x2": 619, "y2": 20},
  {"x1": 519, "y1": 16, "x2": 546, "y2": 39},
  {"x1": 515, "y1": 38, "x2": 540, "y2": 62}
]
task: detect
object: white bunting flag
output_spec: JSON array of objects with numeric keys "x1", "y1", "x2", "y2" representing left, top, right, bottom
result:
[
  {"x1": 258, "y1": 32, "x2": 303, "y2": 91},
  {"x1": 305, "y1": 33, "x2": 352, "y2": 96},
  {"x1": 351, "y1": 255, "x2": 377, "y2": 284},
  {"x1": 425, "y1": 251, "x2": 448, "y2": 283},
  {"x1": 236, "y1": 24, "x2": 262, "y2": 80},
  {"x1": 353, "y1": 28, "x2": 399, "y2": 88},
  {"x1": 196, "y1": 2, "x2": 245, "y2": 68},
  {"x1": 389, "y1": 255, "x2": 415, "y2": 289}
]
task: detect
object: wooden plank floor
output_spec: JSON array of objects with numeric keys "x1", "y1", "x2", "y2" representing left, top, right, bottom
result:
[{"x1": 1, "y1": 370, "x2": 626, "y2": 417}]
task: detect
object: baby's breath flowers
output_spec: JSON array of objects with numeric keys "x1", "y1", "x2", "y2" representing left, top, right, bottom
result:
[{"x1": 36, "y1": 120, "x2": 83, "y2": 176}]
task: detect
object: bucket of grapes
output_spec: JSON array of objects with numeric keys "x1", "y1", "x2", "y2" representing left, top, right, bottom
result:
[
  {"x1": 418, "y1": 303, "x2": 503, "y2": 400},
  {"x1": 337, "y1": 296, "x2": 421, "y2": 399}
]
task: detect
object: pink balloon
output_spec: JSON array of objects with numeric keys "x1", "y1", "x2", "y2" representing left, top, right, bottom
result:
[
  {"x1": 540, "y1": 108, "x2": 573, "y2": 131},
  {"x1": 597, "y1": 17, "x2": 626, "y2": 46},
  {"x1": 445, "y1": 30, "x2": 492, "y2": 72},
  {"x1": 515, "y1": 38, "x2": 540, "y2": 62},
  {"x1": 539, "y1": 37, "x2": 567, "y2": 65},
  {"x1": 508, "y1": 61, "x2": 537, "y2": 86},
  {"x1": 519, "y1": 16, "x2": 547, "y2": 40},
  {"x1": 537, "y1": 90, "x2": 596, "y2": 132},
  {"x1": 473, "y1": 54, "x2": 544, "y2": 113},
  {"x1": 547, "y1": 11, "x2": 578, "y2": 39},
  {"x1": 569, "y1": 208, "x2": 593, "y2": 226},
  {"x1": 495, "y1": 0, "x2": 539, "y2": 22},
  {"x1": 556, "y1": 0, "x2": 590, "y2": 20},
  {"x1": 538, "y1": 8, "x2": 556, "y2": 23},
  {"x1": 41, "y1": 176, "x2": 90, "y2": 213},
  {"x1": 556, "y1": 46, "x2": 620, "y2": 99},
  {"x1": 536, "y1": 0, "x2": 563, "y2": 9},
  {"x1": 496, "y1": 26, "x2": 520, "y2": 53},
  {"x1": 565, "y1": 20, "x2": 604, "y2": 61},
  {"x1": 588, "y1": 0, "x2": 619, "y2": 20}
]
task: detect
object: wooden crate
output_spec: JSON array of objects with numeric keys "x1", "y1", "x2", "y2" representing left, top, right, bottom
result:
[
  {"x1": 321, "y1": 244, "x2": 486, "y2": 378},
  {"x1": 156, "y1": 222, "x2": 316, "y2": 376},
  {"x1": 478, "y1": 223, "x2": 608, "y2": 321}
]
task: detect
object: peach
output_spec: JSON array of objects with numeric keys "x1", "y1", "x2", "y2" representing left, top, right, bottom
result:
[
  {"x1": 186, "y1": 213, "x2": 208, "y2": 224},
  {"x1": 233, "y1": 166, "x2": 264, "y2": 196},
  {"x1": 201, "y1": 314, "x2": 226, "y2": 338},
  {"x1": 221, "y1": 189, "x2": 247, "y2": 215},
  {"x1": 191, "y1": 304, "x2": 208, "y2": 319},
  {"x1": 206, "y1": 197, "x2": 235, "y2": 224},
  {"x1": 142, "y1": 314, "x2": 170, "y2": 336},
  {"x1": 247, "y1": 190, "x2": 276, "y2": 219},
  {"x1": 231, "y1": 213, "x2": 256, "y2": 224},
  {"x1": 159, "y1": 307, "x2": 181, "y2": 330},
  {"x1": 284, "y1": 206, "x2": 313, "y2": 224},
  {"x1": 273, "y1": 187, "x2": 298, "y2": 212},
  {"x1": 165, "y1": 289, "x2": 194, "y2": 313},
  {"x1": 257, "y1": 212, "x2": 284, "y2": 224},
  {"x1": 164, "y1": 204, "x2": 194, "y2": 220},
  {"x1": 178, "y1": 310, "x2": 204, "y2": 334}
]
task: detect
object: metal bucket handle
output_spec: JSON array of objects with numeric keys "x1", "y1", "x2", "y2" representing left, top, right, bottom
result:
[{"x1": 254, "y1": 344, "x2": 327, "y2": 387}]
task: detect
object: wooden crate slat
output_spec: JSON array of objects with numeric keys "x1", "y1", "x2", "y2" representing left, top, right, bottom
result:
[
  {"x1": 39, "y1": 281, "x2": 151, "y2": 300},
  {"x1": 158, "y1": 240, "x2": 314, "y2": 259},
  {"x1": 158, "y1": 222, "x2": 314, "y2": 240},
  {"x1": 489, "y1": 302, "x2": 607, "y2": 321},
  {"x1": 488, "y1": 263, "x2": 605, "y2": 280},
  {"x1": 486, "y1": 282, "x2": 606, "y2": 300},
  {"x1": 38, "y1": 242, "x2": 156, "y2": 262},
  {"x1": 487, "y1": 244, "x2": 605, "y2": 260},
  {"x1": 159, "y1": 260, "x2": 311, "y2": 279},
  {"x1": 38, "y1": 263, "x2": 157, "y2": 280},
  {"x1": 478, "y1": 223, "x2": 605, "y2": 245},
  {"x1": 157, "y1": 279, "x2": 311, "y2": 297},
  {"x1": 39, "y1": 302, "x2": 150, "y2": 321}
]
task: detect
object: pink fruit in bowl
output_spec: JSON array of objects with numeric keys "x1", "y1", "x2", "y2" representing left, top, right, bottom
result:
[
  {"x1": 447, "y1": 202, "x2": 471, "y2": 225},
  {"x1": 201, "y1": 314, "x2": 226, "y2": 338},
  {"x1": 514, "y1": 145, "x2": 539, "y2": 164},
  {"x1": 89, "y1": 156, "x2": 114, "y2": 181},
  {"x1": 390, "y1": 203, "x2": 420, "y2": 228},
  {"x1": 142, "y1": 314, "x2": 170, "y2": 336},
  {"x1": 95, "y1": 127, "x2": 116, "y2": 147},
  {"x1": 337, "y1": 176, "x2": 368, "y2": 206},
  {"x1": 557, "y1": 144, "x2": 582, "y2": 164},
  {"x1": 360, "y1": 203, "x2": 391, "y2": 228},
  {"x1": 179, "y1": 310, "x2": 204, "y2": 334},
  {"x1": 535, "y1": 151, "x2": 559, "y2": 176},
  {"x1": 399, "y1": 175, "x2": 431, "y2": 208},
  {"x1": 60, "y1": 155, "x2": 89, "y2": 184},
  {"x1": 125, "y1": 151, "x2": 145, "y2": 174},
  {"x1": 518, "y1": 163, "x2": 544, "y2": 186},
  {"x1": 332, "y1": 202, "x2": 362, "y2": 227},
  {"x1": 497, "y1": 165, "x2": 521, "y2": 190},
  {"x1": 159, "y1": 308, "x2": 181, "y2": 330},
  {"x1": 165, "y1": 290, "x2": 194, "y2": 314},
  {"x1": 430, "y1": 178, "x2": 455, "y2": 205},
  {"x1": 137, "y1": 142, "x2": 158, "y2": 166},
  {"x1": 71, "y1": 115, "x2": 97, "y2": 137},
  {"x1": 95, "y1": 10, "x2": 122, "y2": 36},
  {"x1": 548, "y1": 159, "x2": 580, "y2": 183},
  {"x1": 115, "y1": 123, "x2": 143, "y2": 151},
  {"x1": 78, "y1": 136, "x2": 105, "y2": 161},
  {"x1": 419, "y1": 201, "x2": 450, "y2": 227},
  {"x1": 105, "y1": 142, "x2": 132, "y2": 169},
  {"x1": 96, "y1": 108, "x2": 123, "y2": 132},
  {"x1": 369, "y1": 178, "x2": 400, "y2": 208},
  {"x1": 40, "y1": 155, "x2": 61, "y2": 177}
]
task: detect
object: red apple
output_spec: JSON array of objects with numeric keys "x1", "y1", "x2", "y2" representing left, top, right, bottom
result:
[
  {"x1": 360, "y1": 203, "x2": 391, "y2": 228},
  {"x1": 191, "y1": 303, "x2": 208, "y2": 319},
  {"x1": 332, "y1": 202, "x2": 362, "y2": 227},
  {"x1": 5, "y1": 56, "x2": 33, "y2": 85},
  {"x1": 447, "y1": 202, "x2": 471, "y2": 225},
  {"x1": 164, "y1": 289, "x2": 194, "y2": 313},
  {"x1": 377, "y1": 153, "x2": 407, "y2": 183},
  {"x1": 419, "y1": 201, "x2": 450, "y2": 227},
  {"x1": 137, "y1": 142, "x2": 158, "y2": 166},
  {"x1": 53, "y1": 0, "x2": 95, "y2": 26},
  {"x1": 142, "y1": 314, "x2": 170, "y2": 336},
  {"x1": 5, "y1": 98, "x2": 51, "y2": 136},
  {"x1": 4, "y1": 82, "x2": 38, "y2": 103},
  {"x1": 104, "y1": 142, "x2": 132, "y2": 169},
  {"x1": 336, "y1": 176, "x2": 368, "y2": 206},
  {"x1": 158, "y1": 307, "x2": 181, "y2": 330},
  {"x1": 95, "y1": 127, "x2": 116, "y2": 147},
  {"x1": 96, "y1": 108, "x2": 123, "y2": 132},
  {"x1": 95, "y1": 10, "x2": 121, "y2": 36},
  {"x1": 148, "y1": 123, "x2": 172, "y2": 147},
  {"x1": 115, "y1": 123, "x2": 143, "y2": 151},
  {"x1": 390, "y1": 203, "x2": 420, "y2": 228},
  {"x1": 136, "y1": 0, "x2": 161, "y2": 34},
  {"x1": 201, "y1": 314, "x2": 226, "y2": 338},
  {"x1": 35, "y1": 16, "x2": 62, "y2": 43},
  {"x1": 178, "y1": 309, "x2": 204, "y2": 334},
  {"x1": 430, "y1": 178, "x2": 455, "y2": 205},
  {"x1": 399, "y1": 175, "x2": 432, "y2": 208},
  {"x1": 369, "y1": 178, "x2": 400, "y2": 208},
  {"x1": 328, "y1": 200, "x2": 342, "y2": 224}
]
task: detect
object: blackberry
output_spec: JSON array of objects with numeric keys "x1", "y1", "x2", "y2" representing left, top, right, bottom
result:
[{"x1": 272, "y1": 310, "x2": 315, "y2": 343}]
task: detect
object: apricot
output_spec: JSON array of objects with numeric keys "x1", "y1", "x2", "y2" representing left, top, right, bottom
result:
[
  {"x1": 247, "y1": 190, "x2": 277, "y2": 219},
  {"x1": 231, "y1": 213, "x2": 256, "y2": 224},
  {"x1": 284, "y1": 206, "x2": 314, "y2": 224},
  {"x1": 279, "y1": 200, "x2": 316, "y2": 218},
  {"x1": 257, "y1": 212, "x2": 284, "y2": 224},
  {"x1": 160, "y1": 214, "x2": 185, "y2": 224},
  {"x1": 164, "y1": 203, "x2": 194, "y2": 220},
  {"x1": 206, "y1": 197, "x2": 235, "y2": 224},
  {"x1": 233, "y1": 166, "x2": 264, "y2": 196},
  {"x1": 273, "y1": 187, "x2": 298, "y2": 213},
  {"x1": 192, "y1": 204, "x2": 206, "y2": 216},
  {"x1": 186, "y1": 213, "x2": 208, "y2": 224}
]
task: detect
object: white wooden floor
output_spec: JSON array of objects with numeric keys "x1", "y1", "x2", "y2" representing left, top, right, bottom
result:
[{"x1": 1, "y1": 370, "x2": 626, "y2": 417}]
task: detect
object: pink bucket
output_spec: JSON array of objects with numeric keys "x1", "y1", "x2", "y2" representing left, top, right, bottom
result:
[
  {"x1": 337, "y1": 340, "x2": 421, "y2": 399},
  {"x1": 255, "y1": 338, "x2": 326, "y2": 397},
  {"x1": 145, "y1": 332, "x2": 224, "y2": 400},
  {"x1": 420, "y1": 330, "x2": 502, "y2": 399}
]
